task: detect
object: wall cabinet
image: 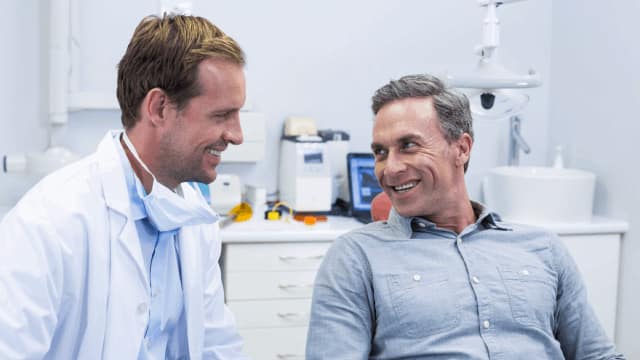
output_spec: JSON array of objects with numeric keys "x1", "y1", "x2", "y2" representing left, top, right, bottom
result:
[{"x1": 221, "y1": 217, "x2": 627, "y2": 358}]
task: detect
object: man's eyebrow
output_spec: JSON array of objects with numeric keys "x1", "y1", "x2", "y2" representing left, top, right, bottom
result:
[
  {"x1": 208, "y1": 107, "x2": 240, "y2": 116},
  {"x1": 397, "y1": 134, "x2": 421, "y2": 143}
]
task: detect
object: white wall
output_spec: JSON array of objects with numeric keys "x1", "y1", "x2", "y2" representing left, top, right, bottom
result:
[
  {"x1": 0, "y1": 0, "x2": 552, "y2": 202},
  {"x1": 550, "y1": 0, "x2": 640, "y2": 357}
]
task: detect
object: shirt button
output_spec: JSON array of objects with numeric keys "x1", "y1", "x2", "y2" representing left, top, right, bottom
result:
[
  {"x1": 413, "y1": 274, "x2": 422, "y2": 281},
  {"x1": 417, "y1": 222, "x2": 426, "y2": 228},
  {"x1": 483, "y1": 320, "x2": 490, "y2": 329},
  {"x1": 472, "y1": 276, "x2": 480, "y2": 284},
  {"x1": 137, "y1": 302, "x2": 148, "y2": 315}
]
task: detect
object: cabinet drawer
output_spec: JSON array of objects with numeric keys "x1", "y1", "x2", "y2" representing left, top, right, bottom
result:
[
  {"x1": 240, "y1": 327, "x2": 308, "y2": 360},
  {"x1": 226, "y1": 271, "x2": 316, "y2": 300},
  {"x1": 224, "y1": 242, "x2": 330, "y2": 272},
  {"x1": 228, "y1": 298, "x2": 311, "y2": 329}
]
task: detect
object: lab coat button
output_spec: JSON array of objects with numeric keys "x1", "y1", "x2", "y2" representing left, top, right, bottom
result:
[
  {"x1": 521, "y1": 269, "x2": 530, "y2": 276},
  {"x1": 483, "y1": 320, "x2": 490, "y2": 329},
  {"x1": 472, "y1": 276, "x2": 480, "y2": 284},
  {"x1": 413, "y1": 274, "x2": 421, "y2": 281},
  {"x1": 137, "y1": 302, "x2": 148, "y2": 315}
]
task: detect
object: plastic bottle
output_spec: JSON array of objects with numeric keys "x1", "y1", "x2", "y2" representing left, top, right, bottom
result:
[{"x1": 553, "y1": 145, "x2": 564, "y2": 169}]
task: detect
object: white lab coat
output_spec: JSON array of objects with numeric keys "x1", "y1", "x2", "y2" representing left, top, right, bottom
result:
[{"x1": 0, "y1": 131, "x2": 247, "y2": 359}]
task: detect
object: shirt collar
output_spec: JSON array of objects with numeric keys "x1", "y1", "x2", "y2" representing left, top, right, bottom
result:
[{"x1": 386, "y1": 200, "x2": 511, "y2": 235}]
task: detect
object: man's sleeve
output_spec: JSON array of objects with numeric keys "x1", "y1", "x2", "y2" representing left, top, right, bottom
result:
[
  {"x1": 552, "y1": 236, "x2": 625, "y2": 359},
  {"x1": 0, "y1": 203, "x2": 63, "y2": 358},
  {"x1": 201, "y1": 223, "x2": 250, "y2": 359},
  {"x1": 306, "y1": 235, "x2": 374, "y2": 360}
]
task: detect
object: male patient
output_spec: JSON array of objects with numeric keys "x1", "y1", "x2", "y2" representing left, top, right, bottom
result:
[{"x1": 306, "y1": 74, "x2": 624, "y2": 359}]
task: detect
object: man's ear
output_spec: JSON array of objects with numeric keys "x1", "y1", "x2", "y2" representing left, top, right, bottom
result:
[
  {"x1": 141, "y1": 88, "x2": 170, "y2": 127},
  {"x1": 455, "y1": 133, "x2": 473, "y2": 168}
]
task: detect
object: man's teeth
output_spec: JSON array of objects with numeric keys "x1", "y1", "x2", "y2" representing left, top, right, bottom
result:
[
  {"x1": 393, "y1": 182, "x2": 417, "y2": 192},
  {"x1": 207, "y1": 148, "x2": 222, "y2": 156},
  {"x1": 392, "y1": 182, "x2": 416, "y2": 192}
]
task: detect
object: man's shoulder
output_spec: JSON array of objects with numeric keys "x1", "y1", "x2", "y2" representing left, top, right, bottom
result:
[
  {"x1": 13, "y1": 153, "x2": 110, "y2": 222},
  {"x1": 329, "y1": 220, "x2": 401, "y2": 255}
]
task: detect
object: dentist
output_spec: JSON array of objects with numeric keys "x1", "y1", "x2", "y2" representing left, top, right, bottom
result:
[{"x1": 0, "y1": 14, "x2": 248, "y2": 359}]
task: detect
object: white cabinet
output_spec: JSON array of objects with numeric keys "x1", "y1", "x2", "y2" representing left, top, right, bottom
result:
[
  {"x1": 559, "y1": 233, "x2": 622, "y2": 340},
  {"x1": 222, "y1": 241, "x2": 332, "y2": 360}
]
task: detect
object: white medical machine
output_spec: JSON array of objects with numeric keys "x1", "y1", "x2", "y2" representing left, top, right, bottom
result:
[
  {"x1": 318, "y1": 129, "x2": 351, "y2": 204},
  {"x1": 208, "y1": 174, "x2": 242, "y2": 214},
  {"x1": 278, "y1": 135, "x2": 332, "y2": 213}
]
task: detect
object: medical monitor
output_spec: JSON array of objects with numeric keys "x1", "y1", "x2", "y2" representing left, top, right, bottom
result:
[{"x1": 347, "y1": 153, "x2": 383, "y2": 223}]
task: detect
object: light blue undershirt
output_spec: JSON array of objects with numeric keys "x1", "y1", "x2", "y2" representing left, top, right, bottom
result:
[{"x1": 115, "y1": 135, "x2": 186, "y2": 359}]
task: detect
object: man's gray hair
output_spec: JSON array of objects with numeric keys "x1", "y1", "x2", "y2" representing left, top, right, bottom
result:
[{"x1": 371, "y1": 74, "x2": 474, "y2": 143}]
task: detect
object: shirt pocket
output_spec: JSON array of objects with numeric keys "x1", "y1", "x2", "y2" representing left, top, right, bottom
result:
[
  {"x1": 498, "y1": 263, "x2": 557, "y2": 330},
  {"x1": 386, "y1": 271, "x2": 460, "y2": 338}
]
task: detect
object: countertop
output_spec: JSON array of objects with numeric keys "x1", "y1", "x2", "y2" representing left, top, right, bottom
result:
[
  {"x1": 0, "y1": 205, "x2": 627, "y2": 241},
  {"x1": 220, "y1": 215, "x2": 362, "y2": 243},
  {"x1": 220, "y1": 215, "x2": 629, "y2": 243}
]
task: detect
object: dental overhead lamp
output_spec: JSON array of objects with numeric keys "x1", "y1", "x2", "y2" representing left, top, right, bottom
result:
[{"x1": 445, "y1": 0, "x2": 541, "y2": 118}]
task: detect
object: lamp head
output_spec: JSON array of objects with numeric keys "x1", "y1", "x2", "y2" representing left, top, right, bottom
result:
[{"x1": 480, "y1": 92, "x2": 496, "y2": 109}]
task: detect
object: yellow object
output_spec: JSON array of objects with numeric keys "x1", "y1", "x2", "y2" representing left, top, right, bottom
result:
[
  {"x1": 266, "y1": 211, "x2": 281, "y2": 220},
  {"x1": 228, "y1": 202, "x2": 252, "y2": 222},
  {"x1": 267, "y1": 202, "x2": 293, "y2": 222}
]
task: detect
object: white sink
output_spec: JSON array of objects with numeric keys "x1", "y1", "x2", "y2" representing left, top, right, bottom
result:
[{"x1": 483, "y1": 166, "x2": 596, "y2": 224}]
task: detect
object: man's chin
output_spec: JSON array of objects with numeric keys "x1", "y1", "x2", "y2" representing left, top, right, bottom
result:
[{"x1": 394, "y1": 205, "x2": 422, "y2": 218}]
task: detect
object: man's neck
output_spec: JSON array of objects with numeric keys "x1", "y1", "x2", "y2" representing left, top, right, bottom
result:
[
  {"x1": 120, "y1": 133, "x2": 154, "y2": 194},
  {"x1": 424, "y1": 196, "x2": 476, "y2": 234}
]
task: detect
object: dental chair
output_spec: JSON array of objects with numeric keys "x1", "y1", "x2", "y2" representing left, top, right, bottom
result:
[{"x1": 370, "y1": 192, "x2": 392, "y2": 221}]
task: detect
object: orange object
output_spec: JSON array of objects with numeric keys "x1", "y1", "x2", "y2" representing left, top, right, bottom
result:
[
  {"x1": 371, "y1": 192, "x2": 392, "y2": 221},
  {"x1": 294, "y1": 214, "x2": 327, "y2": 222}
]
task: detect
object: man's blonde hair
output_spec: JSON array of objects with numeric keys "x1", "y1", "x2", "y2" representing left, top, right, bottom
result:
[{"x1": 116, "y1": 14, "x2": 245, "y2": 128}]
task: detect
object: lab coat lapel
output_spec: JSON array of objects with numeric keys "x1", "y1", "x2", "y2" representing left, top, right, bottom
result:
[
  {"x1": 95, "y1": 130, "x2": 150, "y2": 358},
  {"x1": 179, "y1": 184, "x2": 205, "y2": 359},
  {"x1": 179, "y1": 225, "x2": 204, "y2": 359},
  {"x1": 98, "y1": 130, "x2": 149, "y2": 287}
]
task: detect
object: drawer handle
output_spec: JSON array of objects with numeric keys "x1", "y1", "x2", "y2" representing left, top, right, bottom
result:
[
  {"x1": 278, "y1": 283, "x2": 314, "y2": 289},
  {"x1": 276, "y1": 354, "x2": 303, "y2": 359},
  {"x1": 278, "y1": 255, "x2": 324, "y2": 261},
  {"x1": 277, "y1": 312, "x2": 308, "y2": 319}
]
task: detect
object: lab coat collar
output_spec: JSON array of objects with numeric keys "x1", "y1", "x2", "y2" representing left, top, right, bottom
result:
[{"x1": 95, "y1": 130, "x2": 149, "y2": 288}]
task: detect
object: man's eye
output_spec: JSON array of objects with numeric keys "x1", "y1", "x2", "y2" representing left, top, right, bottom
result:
[
  {"x1": 402, "y1": 142, "x2": 416, "y2": 150},
  {"x1": 373, "y1": 148, "x2": 387, "y2": 157}
]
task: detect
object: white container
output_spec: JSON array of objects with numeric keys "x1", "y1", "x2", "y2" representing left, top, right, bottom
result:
[{"x1": 483, "y1": 166, "x2": 596, "y2": 223}]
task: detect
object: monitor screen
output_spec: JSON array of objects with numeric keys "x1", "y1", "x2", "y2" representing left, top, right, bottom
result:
[{"x1": 347, "y1": 153, "x2": 383, "y2": 212}]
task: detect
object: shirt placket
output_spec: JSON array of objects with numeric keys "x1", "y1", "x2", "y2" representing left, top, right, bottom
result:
[{"x1": 455, "y1": 229, "x2": 501, "y2": 359}]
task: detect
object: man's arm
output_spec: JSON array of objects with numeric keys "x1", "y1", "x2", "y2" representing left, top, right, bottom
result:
[
  {"x1": 552, "y1": 236, "x2": 625, "y2": 359},
  {"x1": 306, "y1": 236, "x2": 375, "y2": 360},
  {"x1": 0, "y1": 203, "x2": 63, "y2": 358},
  {"x1": 201, "y1": 223, "x2": 249, "y2": 359}
]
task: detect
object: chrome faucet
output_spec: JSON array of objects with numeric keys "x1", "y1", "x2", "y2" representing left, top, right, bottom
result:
[{"x1": 509, "y1": 115, "x2": 531, "y2": 166}]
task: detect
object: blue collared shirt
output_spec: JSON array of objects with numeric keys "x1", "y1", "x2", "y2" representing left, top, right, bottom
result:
[
  {"x1": 115, "y1": 136, "x2": 186, "y2": 359},
  {"x1": 306, "y1": 203, "x2": 624, "y2": 359}
]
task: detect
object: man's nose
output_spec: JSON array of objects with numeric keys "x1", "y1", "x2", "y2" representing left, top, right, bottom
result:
[
  {"x1": 224, "y1": 115, "x2": 244, "y2": 145},
  {"x1": 384, "y1": 152, "x2": 407, "y2": 176}
]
